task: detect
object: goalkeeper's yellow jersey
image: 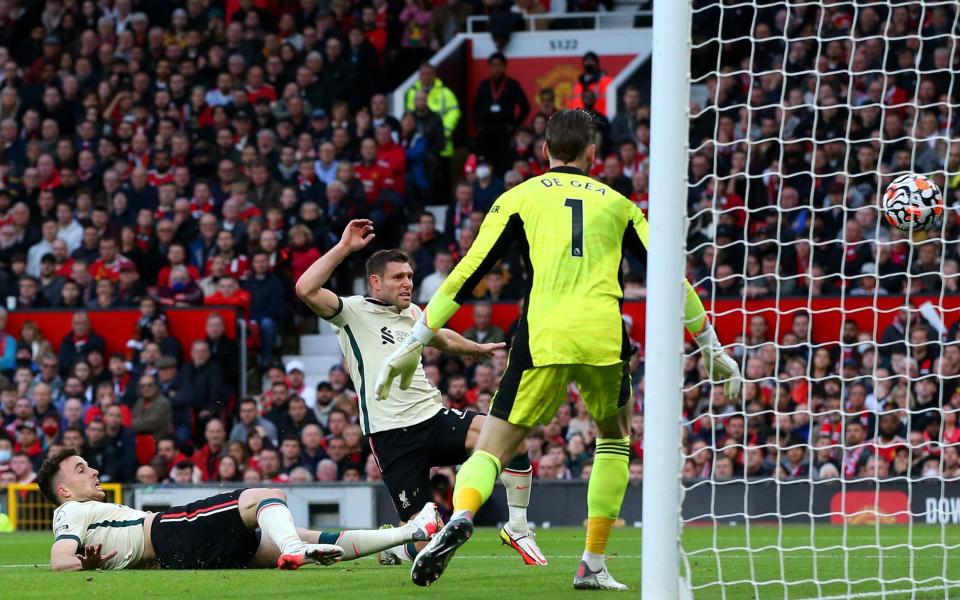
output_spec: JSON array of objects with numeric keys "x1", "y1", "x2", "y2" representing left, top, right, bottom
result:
[{"x1": 427, "y1": 165, "x2": 704, "y2": 367}]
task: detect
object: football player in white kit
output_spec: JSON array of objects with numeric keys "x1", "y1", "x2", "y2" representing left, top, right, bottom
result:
[
  {"x1": 40, "y1": 448, "x2": 440, "y2": 570},
  {"x1": 295, "y1": 219, "x2": 547, "y2": 566}
]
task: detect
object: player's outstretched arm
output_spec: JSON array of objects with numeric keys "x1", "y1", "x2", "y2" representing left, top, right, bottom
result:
[
  {"x1": 51, "y1": 540, "x2": 117, "y2": 571},
  {"x1": 50, "y1": 539, "x2": 83, "y2": 571},
  {"x1": 295, "y1": 219, "x2": 375, "y2": 318},
  {"x1": 429, "y1": 328, "x2": 506, "y2": 359}
]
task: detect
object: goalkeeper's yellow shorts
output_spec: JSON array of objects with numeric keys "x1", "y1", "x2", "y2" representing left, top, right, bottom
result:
[{"x1": 490, "y1": 361, "x2": 632, "y2": 428}]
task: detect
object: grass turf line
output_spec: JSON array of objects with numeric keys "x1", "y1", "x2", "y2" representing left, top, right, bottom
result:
[{"x1": 2, "y1": 525, "x2": 959, "y2": 598}]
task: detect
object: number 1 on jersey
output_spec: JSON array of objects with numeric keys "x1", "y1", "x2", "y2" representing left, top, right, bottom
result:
[{"x1": 564, "y1": 198, "x2": 584, "y2": 257}]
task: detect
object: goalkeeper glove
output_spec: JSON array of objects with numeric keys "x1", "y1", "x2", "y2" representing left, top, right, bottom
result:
[
  {"x1": 694, "y1": 324, "x2": 742, "y2": 400},
  {"x1": 374, "y1": 318, "x2": 436, "y2": 401}
]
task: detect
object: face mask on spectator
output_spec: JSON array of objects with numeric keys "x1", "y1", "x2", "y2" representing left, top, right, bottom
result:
[
  {"x1": 0, "y1": 450, "x2": 10, "y2": 463},
  {"x1": 476, "y1": 164, "x2": 491, "y2": 180}
]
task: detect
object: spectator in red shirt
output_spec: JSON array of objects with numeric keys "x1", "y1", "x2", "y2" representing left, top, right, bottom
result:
[
  {"x1": 245, "y1": 66, "x2": 277, "y2": 105},
  {"x1": 193, "y1": 418, "x2": 227, "y2": 482},
  {"x1": 204, "y1": 277, "x2": 252, "y2": 320},
  {"x1": 88, "y1": 237, "x2": 134, "y2": 282},
  {"x1": 152, "y1": 265, "x2": 204, "y2": 307},
  {"x1": 147, "y1": 149, "x2": 175, "y2": 186},
  {"x1": 465, "y1": 364, "x2": 497, "y2": 406},
  {"x1": 85, "y1": 381, "x2": 133, "y2": 428},
  {"x1": 206, "y1": 230, "x2": 250, "y2": 279},
  {"x1": 444, "y1": 374, "x2": 474, "y2": 411},
  {"x1": 288, "y1": 225, "x2": 322, "y2": 284},
  {"x1": 157, "y1": 243, "x2": 201, "y2": 287},
  {"x1": 375, "y1": 123, "x2": 406, "y2": 194},
  {"x1": 354, "y1": 137, "x2": 396, "y2": 204}
]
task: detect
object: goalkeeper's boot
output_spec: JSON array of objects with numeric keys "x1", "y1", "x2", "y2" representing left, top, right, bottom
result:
[
  {"x1": 500, "y1": 523, "x2": 548, "y2": 565},
  {"x1": 276, "y1": 544, "x2": 344, "y2": 569},
  {"x1": 572, "y1": 560, "x2": 629, "y2": 591},
  {"x1": 410, "y1": 514, "x2": 473, "y2": 586}
]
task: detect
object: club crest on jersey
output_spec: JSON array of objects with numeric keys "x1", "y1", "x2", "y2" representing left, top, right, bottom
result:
[{"x1": 399, "y1": 490, "x2": 411, "y2": 508}]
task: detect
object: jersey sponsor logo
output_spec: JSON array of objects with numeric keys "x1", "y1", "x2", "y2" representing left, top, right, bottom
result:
[{"x1": 381, "y1": 327, "x2": 395, "y2": 345}]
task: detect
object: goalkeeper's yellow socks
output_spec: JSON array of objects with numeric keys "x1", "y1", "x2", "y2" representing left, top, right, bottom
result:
[
  {"x1": 257, "y1": 497, "x2": 306, "y2": 554},
  {"x1": 583, "y1": 436, "x2": 630, "y2": 568},
  {"x1": 453, "y1": 450, "x2": 502, "y2": 518},
  {"x1": 501, "y1": 453, "x2": 532, "y2": 534}
]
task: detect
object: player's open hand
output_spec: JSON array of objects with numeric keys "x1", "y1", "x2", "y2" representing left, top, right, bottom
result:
[
  {"x1": 469, "y1": 341, "x2": 506, "y2": 360},
  {"x1": 77, "y1": 543, "x2": 117, "y2": 570},
  {"x1": 339, "y1": 219, "x2": 375, "y2": 252},
  {"x1": 374, "y1": 339, "x2": 424, "y2": 400}
]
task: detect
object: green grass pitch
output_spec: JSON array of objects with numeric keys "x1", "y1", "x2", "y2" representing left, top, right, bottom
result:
[{"x1": 1, "y1": 525, "x2": 958, "y2": 598}]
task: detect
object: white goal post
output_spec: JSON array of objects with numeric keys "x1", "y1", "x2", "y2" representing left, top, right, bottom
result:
[
  {"x1": 643, "y1": 1, "x2": 960, "y2": 598},
  {"x1": 642, "y1": 0, "x2": 693, "y2": 597}
]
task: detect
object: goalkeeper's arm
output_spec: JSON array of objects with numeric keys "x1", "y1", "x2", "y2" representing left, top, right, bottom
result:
[{"x1": 374, "y1": 198, "x2": 516, "y2": 400}]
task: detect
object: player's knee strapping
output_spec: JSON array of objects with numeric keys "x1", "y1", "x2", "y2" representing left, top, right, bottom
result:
[
  {"x1": 587, "y1": 437, "x2": 631, "y2": 519},
  {"x1": 453, "y1": 450, "x2": 502, "y2": 515}
]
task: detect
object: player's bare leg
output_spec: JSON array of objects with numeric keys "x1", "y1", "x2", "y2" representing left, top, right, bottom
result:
[
  {"x1": 411, "y1": 416, "x2": 529, "y2": 586},
  {"x1": 573, "y1": 402, "x2": 632, "y2": 591},
  {"x1": 238, "y1": 488, "x2": 343, "y2": 569}
]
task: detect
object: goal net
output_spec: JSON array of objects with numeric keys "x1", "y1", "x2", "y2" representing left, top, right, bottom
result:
[{"x1": 667, "y1": 1, "x2": 960, "y2": 597}]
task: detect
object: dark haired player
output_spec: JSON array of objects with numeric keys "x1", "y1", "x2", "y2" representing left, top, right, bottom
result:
[
  {"x1": 38, "y1": 448, "x2": 439, "y2": 571},
  {"x1": 295, "y1": 221, "x2": 546, "y2": 566},
  {"x1": 376, "y1": 109, "x2": 742, "y2": 589}
]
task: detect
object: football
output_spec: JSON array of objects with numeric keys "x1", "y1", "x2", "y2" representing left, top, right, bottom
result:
[{"x1": 881, "y1": 173, "x2": 944, "y2": 232}]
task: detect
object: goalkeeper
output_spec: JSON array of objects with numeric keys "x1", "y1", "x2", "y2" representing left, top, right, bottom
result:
[
  {"x1": 374, "y1": 109, "x2": 741, "y2": 590},
  {"x1": 39, "y1": 448, "x2": 438, "y2": 571}
]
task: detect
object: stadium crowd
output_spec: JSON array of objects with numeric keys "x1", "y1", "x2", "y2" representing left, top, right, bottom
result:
[{"x1": 0, "y1": 0, "x2": 958, "y2": 504}]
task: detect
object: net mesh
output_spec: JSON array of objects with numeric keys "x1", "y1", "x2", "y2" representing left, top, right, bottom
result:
[{"x1": 679, "y1": 1, "x2": 960, "y2": 597}]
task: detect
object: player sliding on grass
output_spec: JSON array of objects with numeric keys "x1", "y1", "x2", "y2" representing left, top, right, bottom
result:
[
  {"x1": 295, "y1": 221, "x2": 546, "y2": 567},
  {"x1": 375, "y1": 109, "x2": 742, "y2": 590},
  {"x1": 39, "y1": 448, "x2": 440, "y2": 571}
]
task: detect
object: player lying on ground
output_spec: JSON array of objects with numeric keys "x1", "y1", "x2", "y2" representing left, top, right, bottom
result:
[
  {"x1": 375, "y1": 109, "x2": 742, "y2": 590},
  {"x1": 39, "y1": 448, "x2": 440, "y2": 571},
  {"x1": 295, "y1": 221, "x2": 546, "y2": 566}
]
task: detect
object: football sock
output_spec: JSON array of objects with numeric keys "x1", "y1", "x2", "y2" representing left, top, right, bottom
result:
[
  {"x1": 501, "y1": 453, "x2": 532, "y2": 534},
  {"x1": 453, "y1": 450, "x2": 502, "y2": 517},
  {"x1": 403, "y1": 541, "x2": 419, "y2": 560},
  {"x1": 256, "y1": 498, "x2": 305, "y2": 555},
  {"x1": 584, "y1": 437, "x2": 630, "y2": 559},
  {"x1": 317, "y1": 525, "x2": 413, "y2": 561}
]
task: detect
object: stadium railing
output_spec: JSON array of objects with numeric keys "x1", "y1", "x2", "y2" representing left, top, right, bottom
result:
[{"x1": 6, "y1": 483, "x2": 122, "y2": 530}]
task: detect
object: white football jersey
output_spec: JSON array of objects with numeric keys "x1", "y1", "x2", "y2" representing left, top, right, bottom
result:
[
  {"x1": 326, "y1": 295, "x2": 443, "y2": 434},
  {"x1": 52, "y1": 500, "x2": 149, "y2": 569}
]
